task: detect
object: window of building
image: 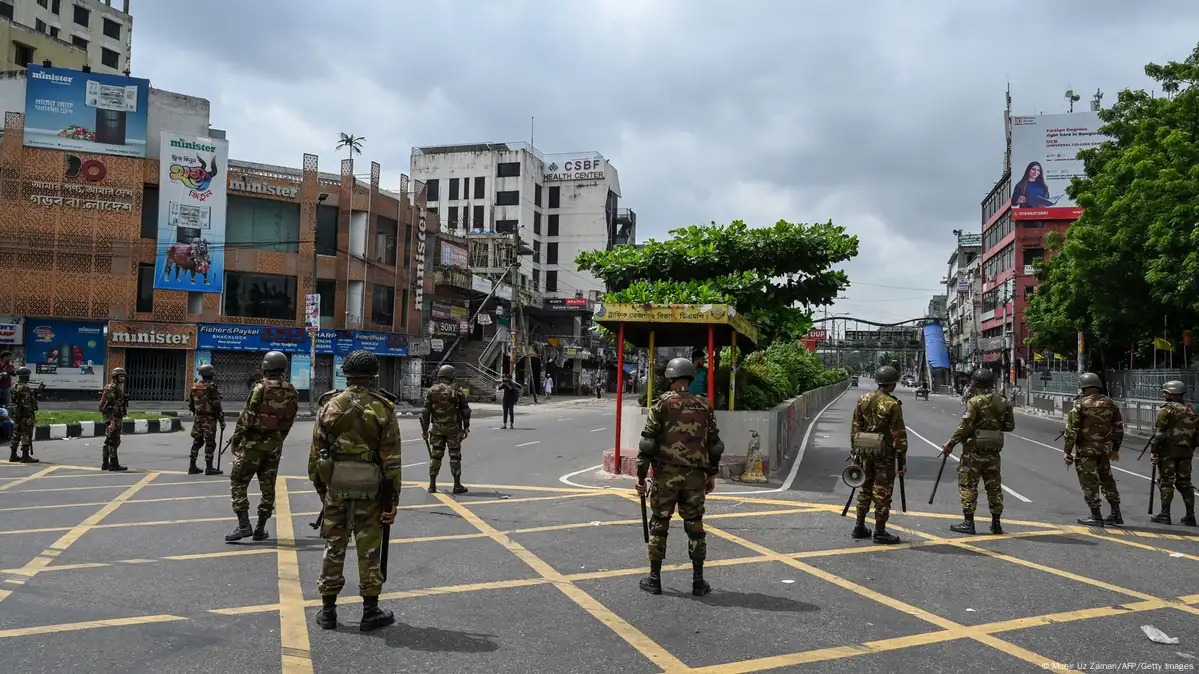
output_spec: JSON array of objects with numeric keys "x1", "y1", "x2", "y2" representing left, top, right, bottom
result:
[
  {"x1": 533, "y1": 211, "x2": 541, "y2": 235},
  {"x1": 534, "y1": 184, "x2": 542, "y2": 207},
  {"x1": 495, "y1": 219, "x2": 518, "y2": 234},
  {"x1": 425, "y1": 178, "x2": 439, "y2": 202},
  {"x1": 136, "y1": 264, "x2": 154, "y2": 313},
  {"x1": 36, "y1": 18, "x2": 47, "y2": 32},
  {"x1": 100, "y1": 47, "x2": 119, "y2": 69},
  {"x1": 102, "y1": 17, "x2": 120, "y2": 40},
  {"x1": 375, "y1": 215, "x2": 397, "y2": 266},
  {"x1": 1024, "y1": 285, "x2": 1036, "y2": 301},
  {"x1": 226, "y1": 195, "x2": 301, "y2": 252},
  {"x1": 548, "y1": 186, "x2": 560, "y2": 209},
  {"x1": 447, "y1": 206, "x2": 459, "y2": 229},
  {"x1": 473, "y1": 176, "x2": 485, "y2": 201},
  {"x1": 448, "y1": 178, "x2": 459, "y2": 201},
  {"x1": 223, "y1": 272, "x2": 297, "y2": 320},
  {"x1": 497, "y1": 162, "x2": 520, "y2": 178},
  {"x1": 71, "y1": 35, "x2": 88, "y2": 50},
  {"x1": 472, "y1": 204, "x2": 484, "y2": 230},
  {"x1": 496, "y1": 191, "x2": 519, "y2": 207},
  {"x1": 13, "y1": 42, "x2": 34, "y2": 67},
  {"x1": 316, "y1": 279, "x2": 335, "y2": 319},
  {"x1": 548, "y1": 213, "x2": 559, "y2": 236},
  {"x1": 533, "y1": 240, "x2": 541, "y2": 264},
  {"x1": 533, "y1": 270, "x2": 540, "y2": 291},
  {"x1": 547, "y1": 242, "x2": 559, "y2": 265},
  {"x1": 545, "y1": 270, "x2": 558, "y2": 293},
  {"x1": 72, "y1": 4, "x2": 89, "y2": 26},
  {"x1": 371, "y1": 285, "x2": 394, "y2": 326},
  {"x1": 48, "y1": 26, "x2": 58, "y2": 37},
  {"x1": 139, "y1": 184, "x2": 159, "y2": 238},
  {"x1": 1023, "y1": 247, "x2": 1045, "y2": 266},
  {"x1": 38, "y1": 0, "x2": 47, "y2": 7},
  {"x1": 316, "y1": 204, "x2": 339, "y2": 256},
  {"x1": 51, "y1": 0, "x2": 60, "y2": 14}
]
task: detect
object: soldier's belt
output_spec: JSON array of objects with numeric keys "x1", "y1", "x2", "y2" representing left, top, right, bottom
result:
[
  {"x1": 973, "y1": 430, "x2": 1005, "y2": 450},
  {"x1": 851, "y1": 433, "x2": 885, "y2": 452}
]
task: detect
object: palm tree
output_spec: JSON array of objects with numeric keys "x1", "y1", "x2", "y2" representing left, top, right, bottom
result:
[{"x1": 336, "y1": 133, "x2": 365, "y2": 161}]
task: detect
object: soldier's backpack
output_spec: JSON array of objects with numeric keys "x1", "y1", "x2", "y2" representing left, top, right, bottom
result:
[
  {"x1": 972, "y1": 393, "x2": 1007, "y2": 451},
  {"x1": 324, "y1": 390, "x2": 393, "y2": 501},
  {"x1": 191, "y1": 380, "x2": 213, "y2": 415},
  {"x1": 256, "y1": 379, "x2": 298, "y2": 432},
  {"x1": 851, "y1": 391, "x2": 889, "y2": 459},
  {"x1": 429, "y1": 383, "x2": 461, "y2": 425}
]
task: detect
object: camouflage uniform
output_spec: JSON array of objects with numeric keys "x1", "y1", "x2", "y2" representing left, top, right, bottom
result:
[
  {"x1": 421, "y1": 380, "x2": 471, "y2": 492},
  {"x1": 226, "y1": 373, "x2": 298, "y2": 540},
  {"x1": 99, "y1": 376, "x2": 128, "y2": 471},
  {"x1": 851, "y1": 389, "x2": 908, "y2": 541},
  {"x1": 1149, "y1": 400, "x2": 1197, "y2": 525},
  {"x1": 1064, "y1": 391, "x2": 1123, "y2": 525},
  {"x1": 188, "y1": 377, "x2": 224, "y2": 474},
  {"x1": 947, "y1": 390, "x2": 1014, "y2": 531},
  {"x1": 8, "y1": 375, "x2": 38, "y2": 463}
]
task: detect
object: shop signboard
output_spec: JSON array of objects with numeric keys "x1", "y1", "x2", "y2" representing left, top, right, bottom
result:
[{"x1": 196, "y1": 324, "x2": 407, "y2": 357}]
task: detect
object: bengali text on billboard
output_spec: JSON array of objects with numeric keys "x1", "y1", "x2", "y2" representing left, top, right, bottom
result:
[
  {"x1": 155, "y1": 133, "x2": 229, "y2": 292},
  {"x1": 23, "y1": 65, "x2": 150, "y2": 158},
  {"x1": 1009, "y1": 111, "x2": 1106, "y2": 221}
]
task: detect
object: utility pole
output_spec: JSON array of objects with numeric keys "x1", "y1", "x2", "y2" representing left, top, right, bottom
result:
[{"x1": 509, "y1": 222, "x2": 520, "y2": 379}]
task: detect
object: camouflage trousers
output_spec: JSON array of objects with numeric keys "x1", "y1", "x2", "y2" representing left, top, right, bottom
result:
[
  {"x1": 428, "y1": 431, "x2": 463, "y2": 482},
  {"x1": 317, "y1": 498, "x2": 386, "y2": 598},
  {"x1": 958, "y1": 450, "x2": 1003, "y2": 516},
  {"x1": 9, "y1": 423, "x2": 32, "y2": 453},
  {"x1": 855, "y1": 453, "x2": 897, "y2": 525},
  {"x1": 102, "y1": 418, "x2": 123, "y2": 462},
  {"x1": 1156, "y1": 456, "x2": 1195, "y2": 511},
  {"x1": 189, "y1": 415, "x2": 219, "y2": 461},
  {"x1": 647, "y1": 465, "x2": 708, "y2": 563},
  {"x1": 1074, "y1": 453, "x2": 1120, "y2": 509},
  {"x1": 229, "y1": 448, "x2": 280, "y2": 517}
]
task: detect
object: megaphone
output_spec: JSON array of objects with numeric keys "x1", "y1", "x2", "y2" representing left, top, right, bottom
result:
[{"x1": 842, "y1": 465, "x2": 866, "y2": 489}]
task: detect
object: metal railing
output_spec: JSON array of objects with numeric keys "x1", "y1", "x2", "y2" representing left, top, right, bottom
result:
[{"x1": 1025, "y1": 368, "x2": 1199, "y2": 433}]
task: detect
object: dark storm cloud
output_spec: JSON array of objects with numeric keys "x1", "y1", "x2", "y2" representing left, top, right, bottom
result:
[{"x1": 129, "y1": 0, "x2": 1199, "y2": 319}]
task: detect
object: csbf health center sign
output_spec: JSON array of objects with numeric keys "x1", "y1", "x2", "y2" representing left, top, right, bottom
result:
[
  {"x1": 23, "y1": 65, "x2": 150, "y2": 158},
  {"x1": 155, "y1": 133, "x2": 229, "y2": 293}
]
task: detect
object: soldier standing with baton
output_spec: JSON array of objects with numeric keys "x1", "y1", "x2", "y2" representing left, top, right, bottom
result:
[
  {"x1": 848, "y1": 366, "x2": 907, "y2": 545},
  {"x1": 940, "y1": 370, "x2": 1013, "y2": 535}
]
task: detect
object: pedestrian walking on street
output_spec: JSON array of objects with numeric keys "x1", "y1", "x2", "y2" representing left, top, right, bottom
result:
[
  {"x1": 225, "y1": 351, "x2": 299, "y2": 542},
  {"x1": 1062, "y1": 372, "x2": 1124, "y2": 526},
  {"x1": 635, "y1": 357, "x2": 725, "y2": 596},
  {"x1": 422, "y1": 364, "x2": 471, "y2": 494},
  {"x1": 309, "y1": 350, "x2": 403, "y2": 632},
  {"x1": 0, "y1": 351, "x2": 15, "y2": 408},
  {"x1": 941, "y1": 369, "x2": 1014, "y2": 535},
  {"x1": 99, "y1": 368, "x2": 129, "y2": 471},
  {"x1": 1147, "y1": 380, "x2": 1197, "y2": 526},
  {"x1": 497, "y1": 374, "x2": 520, "y2": 429},
  {"x1": 543, "y1": 374, "x2": 553, "y2": 400},
  {"x1": 848, "y1": 365, "x2": 907, "y2": 544},
  {"x1": 187, "y1": 363, "x2": 225, "y2": 476},
  {"x1": 8, "y1": 368, "x2": 38, "y2": 464}
]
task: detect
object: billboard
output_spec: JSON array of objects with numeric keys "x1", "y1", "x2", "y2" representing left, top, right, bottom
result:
[
  {"x1": 24, "y1": 319, "x2": 106, "y2": 390},
  {"x1": 1010, "y1": 111, "x2": 1106, "y2": 221},
  {"x1": 23, "y1": 65, "x2": 150, "y2": 158},
  {"x1": 441, "y1": 242, "x2": 469, "y2": 268},
  {"x1": 155, "y1": 133, "x2": 229, "y2": 292},
  {"x1": 544, "y1": 153, "x2": 606, "y2": 182}
]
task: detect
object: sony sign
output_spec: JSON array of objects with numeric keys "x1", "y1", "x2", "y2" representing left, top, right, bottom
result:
[
  {"x1": 110, "y1": 330, "x2": 191, "y2": 346},
  {"x1": 229, "y1": 179, "x2": 299, "y2": 199},
  {"x1": 414, "y1": 210, "x2": 427, "y2": 310}
]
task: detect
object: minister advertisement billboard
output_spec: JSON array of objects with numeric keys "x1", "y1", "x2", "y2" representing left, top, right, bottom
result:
[{"x1": 154, "y1": 133, "x2": 229, "y2": 292}]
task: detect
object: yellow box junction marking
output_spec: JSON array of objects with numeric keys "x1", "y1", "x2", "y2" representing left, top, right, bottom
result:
[
  {"x1": 273, "y1": 480, "x2": 314, "y2": 674},
  {"x1": 0, "y1": 466, "x2": 58, "y2": 491}
]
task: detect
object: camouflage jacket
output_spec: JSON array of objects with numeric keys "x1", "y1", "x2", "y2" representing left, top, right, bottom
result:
[
  {"x1": 99, "y1": 383, "x2": 127, "y2": 421},
  {"x1": 948, "y1": 391, "x2": 1015, "y2": 451},
  {"x1": 1064, "y1": 393, "x2": 1124, "y2": 457},
  {"x1": 638, "y1": 389, "x2": 723, "y2": 476},
  {"x1": 309, "y1": 385, "x2": 403, "y2": 503},
  {"x1": 421, "y1": 382, "x2": 471, "y2": 433},
  {"x1": 850, "y1": 390, "x2": 908, "y2": 461},
  {"x1": 11, "y1": 382, "x2": 37, "y2": 427},
  {"x1": 1150, "y1": 401, "x2": 1198, "y2": 459},
  {"x1": 230, "y1": 376, "x2": 299, "y2": 454},
  {"x1": 188, "y1": 380, "x2": 223, "y2": 417}
]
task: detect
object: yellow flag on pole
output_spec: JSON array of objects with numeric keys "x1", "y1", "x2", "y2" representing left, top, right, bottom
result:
[{"x1": 1154, "y1": 337, "x2": 1173, "y2": 351}]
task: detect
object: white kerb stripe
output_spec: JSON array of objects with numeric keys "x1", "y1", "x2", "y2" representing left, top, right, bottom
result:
[
  {"x1": 907, "y1": 427, "x2": 1032, "y2": 503},
  {"x1": 133, "y1": 419, "x2": 149, "y2": 433},
  {"x1": 78, "y1": 421, "x2": 95, "y2": 437},
  {"x1": 48, "y1": 424, "x2": 67, "y2": 440}
]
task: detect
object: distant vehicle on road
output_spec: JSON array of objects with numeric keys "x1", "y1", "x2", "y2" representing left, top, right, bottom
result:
[
  {"x1": 900, "y1": 374, "x2": 916, "y2": 387},
  {"x1": 850, "y1": 376, "x2": 859, "y2": 387}
]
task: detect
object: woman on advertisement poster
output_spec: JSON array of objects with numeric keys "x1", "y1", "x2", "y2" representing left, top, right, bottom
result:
[{"x1": 1010, "y1": 161, "x2": 1056, "y2": 209}]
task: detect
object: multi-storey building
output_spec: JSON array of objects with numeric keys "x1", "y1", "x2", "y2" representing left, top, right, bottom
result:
[
  {"x1": 3, "y1": 0, "x2": 131, "y2": 74},
  {"x1": 943, "y1": 231, "x2": 981, "y2": 380}
]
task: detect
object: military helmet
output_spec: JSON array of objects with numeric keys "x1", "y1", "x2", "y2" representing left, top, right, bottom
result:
[
  {"x1": 197, "y1": 363, "x2": 216, "y2": 379},
  {"x1": 664, "y1": 357, "x2": 696, "y2": 381},
  {"x1": 875, "y1": 366, "x2": 900, "y2": 385},
  {"x1": 15, "y1": 366, "x2": 31, "y2": 378},
  {"x1": 971, "y1": 369, "x2": 996, "y2": 388},
  {"x1": 1163, "y1": 380, "x2": 1187, "y2": 396},
  {"x1": 261, "y1": 351, "x2": 288, "y2": 373},
  {"x1": 1078, "y1": 372, "x2": 1103, "y2": 390},
  {"x1": 437, "y1": 364, "x2": 456, "y2": 380},
  {"x1": 110, "y1": 367, "x2": 126, "y2": 378},
  {"x1": 341, "y1": 349, "x2": 379, "y2": 377}
]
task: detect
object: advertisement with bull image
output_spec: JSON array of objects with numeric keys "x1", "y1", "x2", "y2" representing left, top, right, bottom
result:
[{"x1": 154, "y1": 133, "x2": 229, "y2": 293}]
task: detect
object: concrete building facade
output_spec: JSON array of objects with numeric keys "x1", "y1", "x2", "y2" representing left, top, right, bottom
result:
[
  {"x1": 3, "y1": 0, "x2": 131, "y2": 74},
  {"x1": 943, "y1": 232, "x2": 981, "y2": 381}
]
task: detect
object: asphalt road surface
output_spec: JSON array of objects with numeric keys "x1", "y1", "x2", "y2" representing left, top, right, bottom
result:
[{"x1": 1, "y1": 390, "x2": 1197, "y2": 673}]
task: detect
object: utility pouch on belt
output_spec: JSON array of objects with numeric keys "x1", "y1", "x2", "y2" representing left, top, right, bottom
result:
[
  {"x1": 973, "y1": 430, "x2": 1005, "y2": 451},
  {"x1": 328, "y1": 460, "x2": 383, "y2": 497},
  {"x1": 852, "y1": 432, "x2": 885, "y2": 457}
]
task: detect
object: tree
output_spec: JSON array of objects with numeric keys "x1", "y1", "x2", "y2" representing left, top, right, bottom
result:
[
  {"x1": 575, "y1": 219, "x2": 859, "y2": 346},
  {"x1": 1025, "y1": 43, "x2": 1199, "y2": 365},
  {"x1": 335, "y1": 133, "x2": 365, "y2": 161}
]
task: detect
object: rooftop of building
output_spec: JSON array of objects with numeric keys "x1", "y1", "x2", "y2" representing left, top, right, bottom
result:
[{"x1": 412, "y1": 141, "x2": 610, "y2": 163}]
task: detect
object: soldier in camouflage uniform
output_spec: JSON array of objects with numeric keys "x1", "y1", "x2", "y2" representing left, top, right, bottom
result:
[
  {"x1": 99, "y1": 368, "x2": 129, "y2": 471},
  {"x1": 310, "y1": 350, "x2": 403, "y2": 632},
  {"x1": 421, "y1": 365, "x2": 471, "y2": 494},
  {"x1": 635, "y1": 357, "x2": 725, "y2": 596},
  {"x1": 849, "y1": 365, "x2": 907, "y2": 545},
  {"x1": 225, "y1": 351, "x2": 299, "y2": 542},
  {"x1": 8, "y1": 367, "x2": 38, "y2": 464},
  {"x1": 1148, "y1": 380, "x2": 1197, "y2": 526},
  {"x1": 941, "y1": 369, "x2": 1014, "y2": 535},
  {"x1": 1063, "y1": 372, "x2": 1124, "y2": 526},
  {"x1": 187, "y1": 363, "x2": 225, "y2": 476}
]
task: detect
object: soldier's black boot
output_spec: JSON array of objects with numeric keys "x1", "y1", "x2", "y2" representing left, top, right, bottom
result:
[
  {"x1": 1181, "y1": 499, "x2": 1197, "y2": 527},
  {"x1": 20, "y1": 448, "x2": 39, "y2": 464},
  {"x1": 639, "y1": 560, "x2": 663, "y2": 595},
  {"x1": 225, "y1": 511, "x2": 253, "y2": 542},
  {"x1": 101, "y1": 456, "x2": 109, "y2": 471},
  {"x1": 188, "y1": 458, "x2": 202, "y2": 475},
  {"x1": 872, "y1": 520, "x2": 901, "y2": 545},
  {"x1": 204, "y1": 458, "x2": 222, "y2": 476},
  {"x1": 1150, "y1": 500, "x2": 1171, "y2": 525},
  {"x1": 990, "y1": 515, "x2": 1004, "y2": 535},
  {"x1": 851, "y1": 512, "x2": 872, "y2": 539},
  {"x1": 8, "y1": 446, "x2": 19, "y2": 463},
  {"x1": 1103, "y1": 505, "x2": 1124, "y2": 526},
  {"x1": 316, "y1": 595, "x2": 337, "y2": 630},
  {"x1": 950, "y1": 512, "x2": 976, "y2": 535},
  {"x1": 359, "y1": 595, "x2": 395, "y2": 632},
  {"x1": 691, "y1": 559, "x2": 711, "y2": 596},
  {"x1": 107, "y1": 451, "x2": 127, "y2": 472},
  {"x1": 452, "y1": 479, "x2": 468, "y2": 495},
  {"x1": 252, "y1": 514, "x2": 271, "y2": 541},
  {"x1": 1078, "y1": 506, "x2": 1106, "y2": 526},
  {"x1": 427, "y1": 480, "x2": 437, "y2": 493}
]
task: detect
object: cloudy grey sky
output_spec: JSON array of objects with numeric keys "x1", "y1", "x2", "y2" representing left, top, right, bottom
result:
[{"x1": 130, "y1": 0, "x2": 1199, "y2": 323}]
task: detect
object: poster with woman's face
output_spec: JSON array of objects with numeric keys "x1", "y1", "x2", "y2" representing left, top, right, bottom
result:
[{"x1": 1009, "y1": 112, "x2": 1106, "y2": 219}]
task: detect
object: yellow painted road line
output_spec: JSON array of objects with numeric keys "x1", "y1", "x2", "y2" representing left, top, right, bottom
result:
[
  {"x1": 0, "y1": 614, "x2": 188, "y2": 639},
  {"x1": 273, "y1": 480, "x2": 314, "y2": 674},
  {"x1": 435, "y1": 491, "x2": 692, "y2": 673},
  {"x1": 407, "y1": 481, "x2": 594, "y2": 494},
  {"x1": 0, "y1": 483, "x2": 134, "y2": 494},
  {"x1": 1068, "y1": 527, "x2": 1199, "y2": 561},
  {"x1": 0, "y1": 466, "x2": 58, "y2": 491}
]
